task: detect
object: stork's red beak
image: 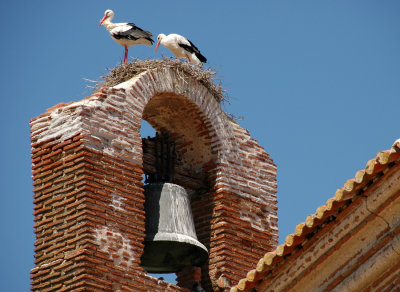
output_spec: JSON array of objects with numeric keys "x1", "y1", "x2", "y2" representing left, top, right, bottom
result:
[
  {"x1": 155, "y1": 40, "x2": 161, "y2": 53},
  {"x1": 99, "y1": 15, "x2": 107, "y2": 26}
]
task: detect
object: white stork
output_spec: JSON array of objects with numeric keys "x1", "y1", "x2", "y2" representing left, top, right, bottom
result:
[
  {"x1": 155, "y1": 33, "x2": 207, "y2": 66},
  {"x1": 99, "y1": 9, "x2": 153, "y2": 64}
]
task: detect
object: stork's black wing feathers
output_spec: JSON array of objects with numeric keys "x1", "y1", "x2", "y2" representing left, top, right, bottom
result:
[
  {"x1": 112, "y1": 23, "x2": 154, "y2": 44},
  {"x1": 178, "y1": 39, "x2": 207, "y2": 63}
]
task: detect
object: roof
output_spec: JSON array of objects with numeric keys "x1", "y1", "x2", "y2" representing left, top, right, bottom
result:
[{"x1": 231, "y1": 138, "x2": 400, "y2": 292}]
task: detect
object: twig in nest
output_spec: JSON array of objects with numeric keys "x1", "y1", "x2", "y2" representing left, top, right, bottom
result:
[{"x1": 89, "y1": 57, "x2": 228, "y2": 104}]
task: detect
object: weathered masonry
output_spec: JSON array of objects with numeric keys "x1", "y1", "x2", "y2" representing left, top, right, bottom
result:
[{"x1": 30, "y1": 65, "x2": 278, "y2": 291}]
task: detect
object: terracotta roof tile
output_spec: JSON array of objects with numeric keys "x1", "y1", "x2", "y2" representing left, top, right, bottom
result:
[{"x1": 231, "y1": 139, "x2": 400, "y2": 292}]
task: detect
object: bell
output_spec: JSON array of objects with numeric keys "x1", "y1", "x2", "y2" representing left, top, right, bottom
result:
[{"x1": 141, "y1": 182, "x2": 208, "y2": 273}]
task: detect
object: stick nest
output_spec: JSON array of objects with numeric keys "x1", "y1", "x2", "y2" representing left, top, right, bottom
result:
[{"x1": 91, "y1": 58, "x2": 228, "y2": 104}]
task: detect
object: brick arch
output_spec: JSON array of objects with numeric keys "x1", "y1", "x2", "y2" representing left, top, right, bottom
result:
[
  {"x1": 30, "y1": 67, "x2": 278, "y2": 291},
  {"x1": 32, "y1": 68, "x2": 245, "y2": 194},
  {"x1": 113, "y1": 68, "x2": 238, "y2": 171},
  {"x1": 142, "y1": 93, "x2": 215, "y2": 170}
]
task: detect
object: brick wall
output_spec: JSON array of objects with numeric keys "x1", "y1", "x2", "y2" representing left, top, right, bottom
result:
[{"x1": 30, "y1": 67, "x2": 278, "y2": 291}]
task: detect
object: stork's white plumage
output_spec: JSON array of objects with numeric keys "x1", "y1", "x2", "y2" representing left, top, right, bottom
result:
[
  {"x1": 155, "y1": 33, "x2": 207, "y2": 66},
  {"x1": 99, "y1": 9, "x2": 153, "y2": 64}
]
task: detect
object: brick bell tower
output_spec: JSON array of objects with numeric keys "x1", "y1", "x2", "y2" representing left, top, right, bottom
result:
[{"x1": 30, "y1": 64, "x2": 278, "y2": 291}]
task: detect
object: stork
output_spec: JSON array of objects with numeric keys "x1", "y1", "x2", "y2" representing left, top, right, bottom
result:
[
  {"x1": 155, "y1": 33, "x2": 207, "y2": 66},
  {"x1": 99, "y1": 9, "x2": 153, "y2": 64}
]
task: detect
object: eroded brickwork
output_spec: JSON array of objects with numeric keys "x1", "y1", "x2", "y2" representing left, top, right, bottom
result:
[
  {"x1": 30, "y1": 67, "x2": 278, "y2": 291},
  {"x1": 30, "y1": 135, "x2": 183, "y2": 291}
]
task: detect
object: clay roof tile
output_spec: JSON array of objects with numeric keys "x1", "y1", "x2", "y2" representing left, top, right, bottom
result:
[{"x1": 231, "y1": 139, "x2": 400, "y2": 291}]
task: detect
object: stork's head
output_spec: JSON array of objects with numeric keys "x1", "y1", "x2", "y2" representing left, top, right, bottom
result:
[
  {"x1": 155, "y1": 34, "x2": 166, "y2": 53},
  {"x1": 99, "y1": 9, "x2": 114, "y2": 26}
]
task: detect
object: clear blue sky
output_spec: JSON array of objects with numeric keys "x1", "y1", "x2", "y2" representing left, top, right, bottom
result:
[{"x1": 1, "y1": 1, "x2": 399, "y2": 290}]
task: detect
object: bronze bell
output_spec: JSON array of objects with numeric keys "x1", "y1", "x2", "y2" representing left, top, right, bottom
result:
[{"x1": 141, "y1": 182, "x2": 208, "y2": 273}]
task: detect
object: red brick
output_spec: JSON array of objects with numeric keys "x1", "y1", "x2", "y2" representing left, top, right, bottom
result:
[{"x1": 30, "y1": 71, "x2": 278, "y2": 292}]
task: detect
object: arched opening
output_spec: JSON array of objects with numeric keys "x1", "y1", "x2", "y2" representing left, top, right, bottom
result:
[
  {"x1": 140, "y1": 120, "x2": 178, "y2": 283},
  {"x1": 143, "y1": 93, "x2": 214, "y2": 169},
  {"x1": 140, "y1": 93, "x2": 215, "y2": 289}
]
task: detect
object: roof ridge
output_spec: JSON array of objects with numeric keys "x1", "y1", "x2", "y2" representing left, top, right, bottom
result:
[{"x1": 231, "y1": 139, "x2": 400, "y2": 292}]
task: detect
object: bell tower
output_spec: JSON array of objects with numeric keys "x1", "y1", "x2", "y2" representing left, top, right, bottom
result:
[{"x1": 30, "y1": 62, "x2": 278, "y2": 291}]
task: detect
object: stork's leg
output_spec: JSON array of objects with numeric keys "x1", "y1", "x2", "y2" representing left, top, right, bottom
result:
[{"x1": 124, "y1": 45, "x2": 128, "y2": 64}]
